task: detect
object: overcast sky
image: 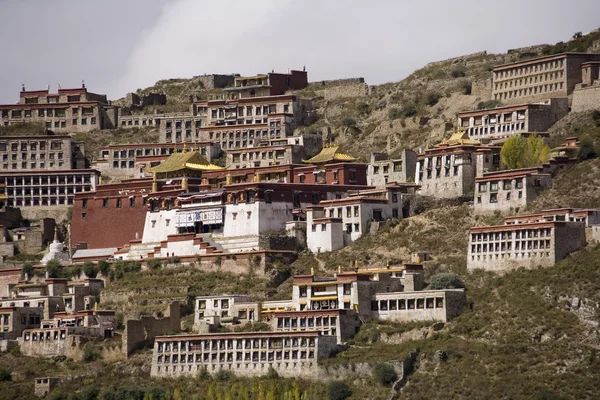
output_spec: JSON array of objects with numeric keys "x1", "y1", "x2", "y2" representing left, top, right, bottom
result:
[{"x1": 1, "y1": 0, "x2": 600, "y2": 103}]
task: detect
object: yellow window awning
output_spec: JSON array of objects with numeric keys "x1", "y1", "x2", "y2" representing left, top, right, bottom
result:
[{"x1": 309, "y1": 296, "x2": 339, "y2": 301}]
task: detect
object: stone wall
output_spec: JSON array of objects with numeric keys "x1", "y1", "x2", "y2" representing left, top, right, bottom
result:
[
  {"x1": 425, "y1": 51, "x2": 488, "y2": 68},
  {"x1": 258, "y1": 234, "x2": 298, "y2": 251},
  {"x1": 572, "y1": 85, "x2": 600, "y2": 112},
  {"x1": 307, "y1": 78, "x2": 369, "y2": 100},
  {"x1": 194, "y1": 74, "x2": 236, "y2": 90},
  {"x1": 123, "y1": 301, "x2": 181, "y2": 357},
  {"x1": 19, "y1": 332, "x2": 86, "y2": 360},
  {"x1": 471, "y1": 78, "x2": 493, "y2": 99}
]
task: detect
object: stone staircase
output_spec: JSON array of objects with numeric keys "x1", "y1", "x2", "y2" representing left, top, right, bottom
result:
[
  {"x1": 152, "y1": 233, "x2": 224, "y2": 258},
  {"x1": 211, "y1": 235, "x2": 261, "y2": 253}
]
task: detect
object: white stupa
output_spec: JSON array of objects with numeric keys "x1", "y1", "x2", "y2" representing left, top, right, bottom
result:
[{"x1": 41, "y1": 230, "x2": 71, "y2": 266}]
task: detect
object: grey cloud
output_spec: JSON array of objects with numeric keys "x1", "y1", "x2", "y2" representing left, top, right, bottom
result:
[{"x1": 1, "y1": 0, "x2": 600, "y2": 103}]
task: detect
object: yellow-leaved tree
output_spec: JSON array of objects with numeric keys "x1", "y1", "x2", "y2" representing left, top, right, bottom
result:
[{"x1": 500, "y1": 134, "x2": 550, "y2": 169}]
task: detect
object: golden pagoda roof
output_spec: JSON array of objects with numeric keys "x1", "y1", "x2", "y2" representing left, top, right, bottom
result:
[
  {"x1": 303, "y1": 146, "x2": 357, "y2": 164},
  {"x1": 435, "y1": 130, "x2": 481, "y2": 147},
  {"x1": 148, "y1": 150, "x2": 224, "y2": 174}
]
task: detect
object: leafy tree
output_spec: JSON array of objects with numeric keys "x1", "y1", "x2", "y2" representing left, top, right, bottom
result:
[
  {"x1": 430, "y1": 273, "x2": 465, "y2": 290},
  {"x1": 82, "y1": 262, "x2": 98, "y2": 278},
  {"x1": 373, "y1": 363, "x2": 398, "y2": 386},
  {"x1": 501, "y1": 134, "x2": 550, "y2": 170},
  {"x1": 83, "y1": 343, "x2": 101, "y2": 362},
  {"x1": 98, "y1": 260, "x2": 111, "y2": 277},
  {"x1": 46, "y1": 259, "x2": 63, "y2": 278},
  {"x1": 578, "y1": 138, "x2": 597, "y2": 160},
  {"x1": 327, "y1": 381, "x2": 352, "y2": 400},
  {"x1": 21, "y1": 262, "x2": 35, "y2": 279}
]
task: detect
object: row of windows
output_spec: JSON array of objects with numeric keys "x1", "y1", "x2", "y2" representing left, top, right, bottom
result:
[
  {"x1": 470, "y1": 228, "x2": 552, "y2": 242},
  {"x1": 371, "y1": 297, "x2": 444, "y2": 311},
  {"x1": 471, "y1": 252, "x2": 551, "y2": 261},
  {"x1": 9, "y1": 197, "x2": 76, "y2": 207},
  {"x1": 2, "y1": 176, "x2": 91, "y2": 185},
  {"x1": 164, "y1": 120, "x2": 199, "y2": 130},
  {"x1": 23, "y1": 94, "x2": 83, "y2": 104},
  {"x1": 465, "y1": 122, "x2": 526, "y2": 137},
  {"x1": 121, "y1": 118, "x2": 157, "y2": 126},
  {"x1": 276, "y1": 316, "x2": 338, "y2": 329},
  {"x1": 2, "y1": 151, "x2": 65, "y2": 161},
  {"x1": 232, "y1": 149, "x2": 286, "y2": 163},
  {"x1": 372, "y1": 163, "x2": 402, "y2": 174},
  {"x1": 208, "y1": 129, "x2": 270, "y2": 141},
  {"x1": 2, "y1": 161, "x2": 64, "y2": 170},
  {"x1": 155, "y1": 361, "x2": 314, "y2": 374},
  {"x1": 462, "y1": 111, "x2": 526, "y2": 126},
  {"x1": 493, "y1": 82, "x2": 565, "y2": 100},
  {"x1": 157, "y1": 349, "x2": 315, "y2": 365},
  {"x1": 494, "y1": 71, "x2": 564, "y2": 89},
  {"x1": 478, "y1": 178, "x2": 524, "y2": 192},
  {"x1": 1, "y1": 107, "x2": 94, "y2": 119},
  {"x1": 81, "y1": 197, "x2": 137, "y2": 209},
  {"x1": 7, "y1": 186, "x2": 89, "y2": 196},
  {"x1": 0, "y1": 141, "x2": 64, "y2": 151},
  {"x1": 471, "y1": 239, "x2": 551, "y2": 253},
  {"x1": 23, "y1": 329, "x2": 66, "y2": 341},
  {"x1": 158, "y1": 337, "x2": 316, "y2": 353},
  {"x1": 421, "y1": 166, "x2": 460, "y2": 180},
  {"x1": 208, "y1": 104, "x2": 286, "y2": 119},
  {"x1": 477, "y1": 191, "x2": 522, "y2": 204},
  {"x1": 494, "y1": 59, "x2": 564, "y2": 79}
]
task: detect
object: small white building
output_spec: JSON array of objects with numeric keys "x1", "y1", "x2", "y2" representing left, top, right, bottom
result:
[{"x1": 305, "y1": 186, "x2": 406, "y2": 253}]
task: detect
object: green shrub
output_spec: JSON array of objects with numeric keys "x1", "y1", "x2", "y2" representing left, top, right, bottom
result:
[
  {"x1": 79, "y1": 385, "x2": 100, "y2": 400},
  {"x1": 0, "y1": 367, "x2": 11, "y2": 381},
  {"x1": 328, "y1": 381, "x2": 352, "y2": 400},
  {"x1": 342, "y1": 117, "x2": 357, "y2": 128},
  {"x1": 461, "y1": 80, "x2": 472, "y2": 95},
  {"x1": 21, "y1": 262, "x2": 35, "y2": 279},
  {"x1": 451, "y1": 66, "x2": 466, "y2": 78},
  {"x1": 98, "y1": 260, "x2": 111, "y2": 277},
  {"x1": 373, "y1": 363, "x2": 398, "y2": 386},
  {"x1": 578, "y1": 138, "x2": 597, "y2": 160},
  {"x1": 388, "y1": 108, "x2": 403, "y2": 120},
  {"x1": 592, "y1": 110, "x2": 600, "y2": 126},
  {"x1": 82, "y1": 262, "x2": 98, "y2": 278},
  {"x1": 401, "y1": 102, "x2": 418, "y2": 117},
  {"x1": 214, "y1": 369, "x2": 235, "y2": 382},
  {"x1": 147, "y1": 259, "x2": 162, "y2": 270},
  {"x1": 45, "y1": 259, "x2": 63, "y2": 278},
  {"x1": 430, "y1": 273, "x2": 465, "y2": 290},
  {"x1": 357, "y1": 102, "x2": 370, "y2": 116},
  {"x1": 83, "y1": 344, "x2": 101, "y2": 362},
  {"x1": 425, "y1": 92, "x2": 441, "y2": 107},
  {"x1": 265, "y1": 366, "x2": 279, "y2": 379}
]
